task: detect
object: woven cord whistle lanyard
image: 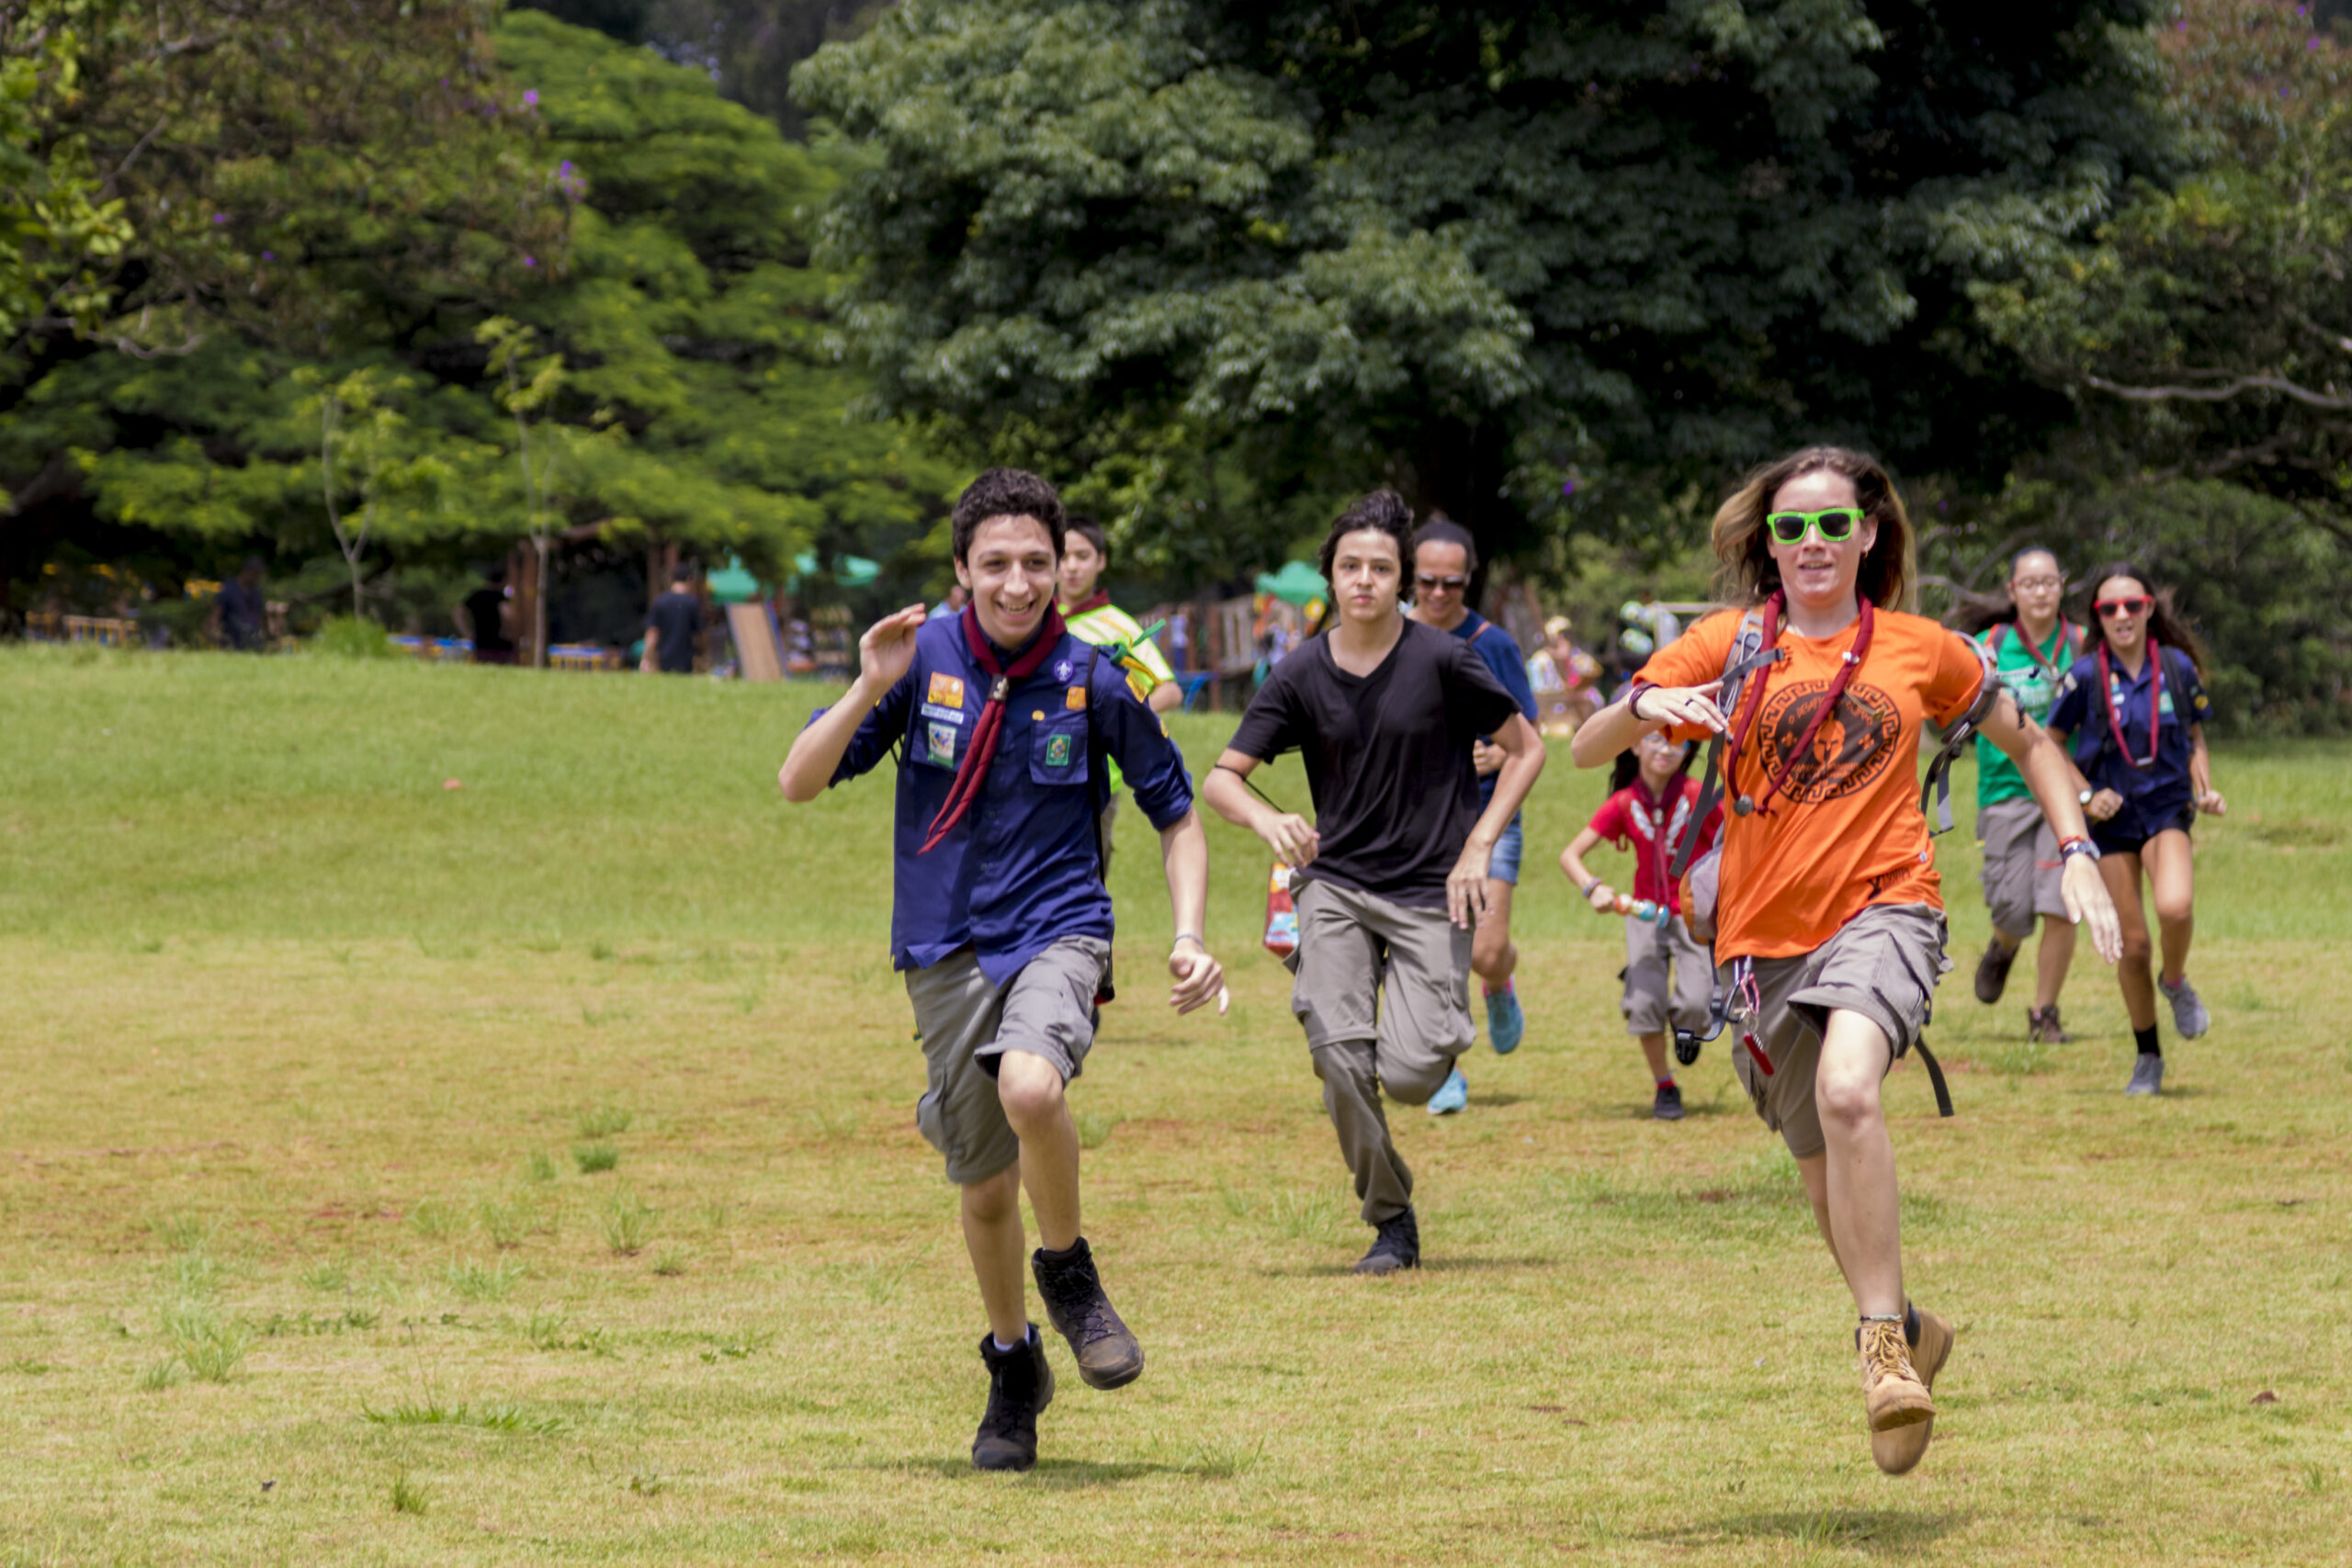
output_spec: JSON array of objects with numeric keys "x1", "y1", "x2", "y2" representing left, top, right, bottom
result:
[
  {"x1": 2097, "y1": 638, "x2": 2163, "y2": 770},
  {"x1": 917, "y1": 604, "x2": 1069, "y2": 853}
]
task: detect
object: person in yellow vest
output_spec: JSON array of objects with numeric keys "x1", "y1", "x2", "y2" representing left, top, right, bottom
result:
[{"x1": 1058, "y1": 517, "x2": 1182, "y2": 879}]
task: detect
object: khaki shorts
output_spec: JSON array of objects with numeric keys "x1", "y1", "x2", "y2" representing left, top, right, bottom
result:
[
  {"x1": 1287, "y1": 877, "x2": 1473, "y2": 1104},
  {"x1": 1727, "y1": 904, "x2": 1950, "y2": 1160},
  {"x1": 1977, "y1": 797, "x2": 2065, "y2": 939},
  {"x1": 1622, "y1": 914, "x2": 1714, "y2": 1036},
  {"x1": 902, "y1": 937, "x2": 1108, "y2": 1186}
]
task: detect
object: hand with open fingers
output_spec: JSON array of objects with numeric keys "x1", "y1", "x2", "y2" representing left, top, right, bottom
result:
[
  {"x1": 1257, "y1": 811, "x2": 1319, "y2": 868},
  {"x1": 1168, "y1": 938, "x2": 1227, "y2": 1016},
  {"x1": 1632, "y1": 683, "x2": 1729, "y2": 736},
  {"x1": 1585, "y1": 881, "x2": 1616, "y2": 914},
  {"x1": 1446, "y1": 841, "x2": 1494, "y2": 930},
  {"x1": 2197, "y1": 788, "x2": 2227, "y2": 817},
  {"x1": 2061, "y1": 855, "x2": 2123, "y2": 964},
  {"x1": 856, "y1": 604, "x2": 928, "y2": 692},
  {"x1": 2086, "y1": 788, "x2": 2123, "y2": 823}
]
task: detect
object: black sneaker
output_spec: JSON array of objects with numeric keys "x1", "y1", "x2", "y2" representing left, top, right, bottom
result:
[
  {"x1": 1351, "y1": 1207, "x2": 1419, "y2": 1275},
  {"x1": 1031, "y1": 1237, "x2": 1143, "y2": 1390},
  {"x1": 1973, "y1": 940, "x2": 2018, "y2": 1004},
  {"x1": 2025, "y1": 1004, "x2": 2074, "y2": 1043},
  {"x1": 1652, "y1": 1083, "x2": 1685, "y2": 1122},
  {"x1": 972, "y1": 1325, "x2": 1055, "y2": 1472}
]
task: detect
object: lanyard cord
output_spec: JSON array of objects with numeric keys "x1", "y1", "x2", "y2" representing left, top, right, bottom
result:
[
  {"x1": 2006, "y1": 618, "x2": 2074, "y2": 678},
  {"x1": 2097, "y1": 638, "x2": 2163, "y2": 770}
]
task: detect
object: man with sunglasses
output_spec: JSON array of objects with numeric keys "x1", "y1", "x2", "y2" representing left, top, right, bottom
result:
[{"x1": 1406, "y1": 516, "x2": 1542, "y2": 1084}]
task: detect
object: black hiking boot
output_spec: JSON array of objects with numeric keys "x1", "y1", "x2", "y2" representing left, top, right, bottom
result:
[
  {"x1": 1351, "y1": 1207, "x2": 1420, "y2": 1276},
  {"x1": 972, "y1": 1325, "x2": 1054, "y2": 1472},
  {"x1": 2025, "y1": 1004, "x2": 2074, "y2": 1043},
  {"x1": 1973, "y1": 940, "x2": 2018, "y2": 1004},
  {"x1": 1031, "y1": 1237, "x2": 1143, "y2": 1391},
  {"x1": 1652, "y1": 1082, "x2": 1685, "y2": 1122}
]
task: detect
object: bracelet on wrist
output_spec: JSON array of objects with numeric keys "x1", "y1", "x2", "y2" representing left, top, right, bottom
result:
[
  {"x1": 2057, "y1": 836, "x2": 2100, "y2": 863},
  {"x1": 1170, "y1": 931, "x2": 1204, "y2": 950},
  {"x1": 1624, "y1": 681, "x2": 1658, "y2": 723}
]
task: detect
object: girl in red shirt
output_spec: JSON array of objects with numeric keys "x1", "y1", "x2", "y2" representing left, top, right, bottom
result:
[{"x1": 1558, "y1": 731, "x2": 1722, "y2": 1120}]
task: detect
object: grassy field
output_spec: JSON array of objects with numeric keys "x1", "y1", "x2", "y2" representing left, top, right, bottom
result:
[{"x1": 1, "y1": 644, "x2": 2346, "y2": 1566}]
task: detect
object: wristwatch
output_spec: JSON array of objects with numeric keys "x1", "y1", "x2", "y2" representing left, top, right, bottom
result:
[{"x1": 2076, "y1": 787, "x2": 2095, "y2": 807}]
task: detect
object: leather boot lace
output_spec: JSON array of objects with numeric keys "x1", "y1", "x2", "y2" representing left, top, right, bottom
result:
[{"x1": 1860, "y1": 1321, "x2": 1917, "y2": 1385}]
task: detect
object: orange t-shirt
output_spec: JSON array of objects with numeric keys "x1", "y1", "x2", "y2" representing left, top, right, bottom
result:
[{"x1": 1637, "y1": 605, "x2": 1984, "y2": 961}]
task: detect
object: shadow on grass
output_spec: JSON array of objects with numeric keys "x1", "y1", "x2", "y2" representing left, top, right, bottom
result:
[
  {"x1": 1252, "y1": 1254, "x2": 1560, "y2": 1278},
  {"x1": 1464, "y1": 1092, "x2": 1531, "y2": 1108},
  {"x1": 868, "y1": 1457, "x2": 1208, "y2": 1487},
  {"x1": 1656, "y1": 1508, "x2": 1970, "y2": 1552}
]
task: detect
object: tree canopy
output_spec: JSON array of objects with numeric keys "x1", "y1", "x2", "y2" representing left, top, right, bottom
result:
[{"x1": 796, "y1": 0, "x2": 2178, "y2": 574}]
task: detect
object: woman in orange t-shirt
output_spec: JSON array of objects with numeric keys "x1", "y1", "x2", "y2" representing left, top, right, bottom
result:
[{"x1": 1571, "y1": 446, "x2": 2121, "y2": 1477}]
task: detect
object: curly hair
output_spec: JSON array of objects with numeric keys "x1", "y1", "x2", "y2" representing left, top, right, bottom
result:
[
  {"x1": 951, "y1": 468, "x2": 1066, "y2": 563},
  {"x1": 2080, "y1": 560, "x2": 2210, "y2": 678},
  {"x1": 1709, "y1": 446, "x2": 1917, "y2": 612},
  {"x1": 1317, "y1": 489, "x2": 1416, "y2": 589}
]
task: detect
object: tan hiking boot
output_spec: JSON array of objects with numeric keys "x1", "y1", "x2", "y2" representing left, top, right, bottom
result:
[
  {"x1": 1871, "y1": 1305, "x2": 1952, "y2": 1475},
  {"x1": 1858, "y1": 1317, "x2": 1934, "y2": 1433}
]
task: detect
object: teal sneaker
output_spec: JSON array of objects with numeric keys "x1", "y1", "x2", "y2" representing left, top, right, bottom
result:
[
  {"x1": 1426, "y1": 1066, "x2": 1468, "y2": 1116},
  {"x1": 1485, "y1": 980, "x2": 1525, "y2": 1055}
]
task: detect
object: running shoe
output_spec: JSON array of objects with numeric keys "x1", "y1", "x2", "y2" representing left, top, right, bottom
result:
[
  {"x1": 1351, "y1": 1207, "x2": 1419, "y2": 1275},
  {"x1": 972, "y1": 1325, "x2": 1055, "y2": 1472},
  {"x1": 2158, "y1": 975, "x2": 2210, "y2": 1039},
  {"x1": 2025, "y1": 1005, "x2": 2074, "y2": 1043},
  {"x1": 1858, "y1": 1319, "x2": 1934, "y2": 1433},
  {"x1": 1425, "y1": 1066, "x2": 1468, "y2": 1116},
  {"x1": 2126, "y1": 1053, "x2": 2165, "y2": 1096},
  {"x1": 1973, "y1": 940, "x2": 2018, "y2": 1004},
  {"x1": 1652, "y1": 1083, "x2": 1685, "y2": 1122},
  {"x1": 1486, "y1": 979, "x2": 1525, "y2": 1055},
  {"x1": 1871, "y1": 1303, "x2": 1953, "y2": 1475},
  {"x1": 1031, "y1": 1236, "x2": 1143, "y2": 1391}
]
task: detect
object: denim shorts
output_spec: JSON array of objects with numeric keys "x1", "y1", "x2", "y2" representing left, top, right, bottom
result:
[{"x1": 1487, "y1": 816, "x2": 1524, "y2": 886}]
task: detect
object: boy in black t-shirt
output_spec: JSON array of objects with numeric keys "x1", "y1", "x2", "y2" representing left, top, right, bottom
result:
[{"x1": 1202, "y1": 491, "x2": 1544, "y2": 1273}]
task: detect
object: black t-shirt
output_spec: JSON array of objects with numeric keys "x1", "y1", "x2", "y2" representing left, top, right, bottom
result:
[
  {"x1": 1227, "y1": 620, "x2": 1520, "y2": 908},
  {"x1": 647, "y1": 592, "x2": 703, "y2": 673},
  {"x1": 464, "y1": 587, "x2": 513, "y2": 652}
]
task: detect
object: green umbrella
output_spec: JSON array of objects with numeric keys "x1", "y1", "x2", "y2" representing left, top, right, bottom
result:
[
  {"x1": 1254, "y1": 559, "x2": 1329, "y2": 607},
  {"x1": 786, "y1": 552, "x2": 882, "y2": 592},
  {"x1": 707, "y1": 556, "x2": 761, "y2": 604}
]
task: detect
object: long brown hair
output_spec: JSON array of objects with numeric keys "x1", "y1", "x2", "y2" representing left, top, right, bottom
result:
[
  {"x1": 1709, "y1": 446, "x2": 1917, "y2": 612},
  {"x1": 2080, "y1": 560, "x2": 2209, "y2": 678}
]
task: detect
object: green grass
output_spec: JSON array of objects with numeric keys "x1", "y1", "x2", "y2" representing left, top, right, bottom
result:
[{"x1": 1, "y1": 645, "x2": 2348, "y2": 1562}]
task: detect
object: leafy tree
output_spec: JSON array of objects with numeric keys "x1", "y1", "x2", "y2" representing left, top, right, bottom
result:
[
  {"x1": 0, "y1": 2, "x2": 131, "y2": 345},
  {"x1": 795, "y1": 0, "x2": 2177, "y2": 576}
]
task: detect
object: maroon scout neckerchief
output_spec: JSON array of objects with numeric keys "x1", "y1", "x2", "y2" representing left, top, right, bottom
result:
[
  {"x1": 1063, "y1": 589, "x2": 1111, "y2": 615},
  {"x1": 917, "y1": 604, "x2": 1069, "y2": 854},
  {"x1": 2097, "y1": 638, "x2": 2164, "y2": 771}
]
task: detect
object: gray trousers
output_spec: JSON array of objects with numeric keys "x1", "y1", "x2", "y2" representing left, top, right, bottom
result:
[{"x1": 1288, "y1": 878, "x2": 1474, "y2": 1224}]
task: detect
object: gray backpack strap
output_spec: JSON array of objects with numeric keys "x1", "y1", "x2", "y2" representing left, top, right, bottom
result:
[{"x1": 1918, "y1": 634, "x2": 2005, "y2": 836}]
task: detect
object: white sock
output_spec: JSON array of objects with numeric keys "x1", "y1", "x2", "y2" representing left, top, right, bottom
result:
[{"x1": 992, "y1": 1334, "x2": 1023, "y2": 1354}]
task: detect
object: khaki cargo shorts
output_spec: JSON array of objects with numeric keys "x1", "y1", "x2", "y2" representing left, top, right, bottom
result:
[
  {"x1": 901, "y1": 937, "x2": 1108, "y2": 1186},
  {"x1": 1727, "y1": 904, "x2": 1951, "y2": 1160},
  {"x1": 1977, "y1": 797, "x2": 2066, "y2": 939}
]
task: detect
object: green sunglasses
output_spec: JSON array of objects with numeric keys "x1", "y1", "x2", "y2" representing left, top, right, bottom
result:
[{"x1": 1765, "y1": 507, "x2": 1867, "y2": 545}]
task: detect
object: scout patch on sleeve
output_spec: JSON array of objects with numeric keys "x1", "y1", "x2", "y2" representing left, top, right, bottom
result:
[
  {"x1": 927, "y1": 671, "x2": 966, "y2": 706},
  {"x1": 1065, "y1": 685, "x2": 1087, "y2": 711},
  {"x1": 925, "y1": 721, "x2": 959, "y2": 767},
  {"x1": 1046, "y1": 733, "x2": 1072, "y2": 769}
]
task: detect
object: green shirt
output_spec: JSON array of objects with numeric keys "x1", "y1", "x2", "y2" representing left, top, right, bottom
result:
[
  {"x1": 1064, "y1": 600, "x2": 1175, "y2": 793},
  {"x1": 1973, "y1": 621, "x2": 2076, "y2": 808}
]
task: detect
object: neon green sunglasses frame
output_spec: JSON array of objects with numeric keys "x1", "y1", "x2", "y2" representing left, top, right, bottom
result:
[{"x1": 1765, "y1": 507, "x2": 1867, "y2": 545}]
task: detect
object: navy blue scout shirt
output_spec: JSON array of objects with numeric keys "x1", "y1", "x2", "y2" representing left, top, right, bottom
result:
[
  {"x1": 2047, "y1": 646, "x2": 2213, "y2": 840},
  {"x1": 1449, "y1": 611, "x2": 1538, "y2": 807},
  {"x1": 814, "y1": 615, "x2": 1196, "y2": 986}
]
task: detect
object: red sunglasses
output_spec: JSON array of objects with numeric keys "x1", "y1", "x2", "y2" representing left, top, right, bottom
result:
[{"x1": 2094, "y1": 596, "x2": 2154, "y2": 618}]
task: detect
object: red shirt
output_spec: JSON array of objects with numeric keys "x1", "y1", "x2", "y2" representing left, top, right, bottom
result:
[{"x1": 1587, "y1": 775, "x2": 1720, "y2": 913}]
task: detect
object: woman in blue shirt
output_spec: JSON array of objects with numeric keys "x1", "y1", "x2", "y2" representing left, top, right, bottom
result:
[{"x1": 2046, "y1": 563, "x2": 2227, "y2": 1097}]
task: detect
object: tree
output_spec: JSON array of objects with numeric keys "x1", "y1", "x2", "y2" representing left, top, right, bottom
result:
[
  {"x1": 302, "y1": 367, "x2": 454, "y2": 620},
  {"x1": 0, "y1": 2, "x2": 131, "y2": 345},
  {"x1": 795, "y1": 0, "x2": 2177, "y2": 577}
]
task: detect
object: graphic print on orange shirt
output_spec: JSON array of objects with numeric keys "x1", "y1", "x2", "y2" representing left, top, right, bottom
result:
[{"x1": 1636, "y1": 607, "x2": 1984, "y2": 961}]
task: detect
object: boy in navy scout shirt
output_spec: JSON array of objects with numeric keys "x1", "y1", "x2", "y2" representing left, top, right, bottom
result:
[{"x1": 779, "y1": 468, "x2": 1227, "y2": 1472}]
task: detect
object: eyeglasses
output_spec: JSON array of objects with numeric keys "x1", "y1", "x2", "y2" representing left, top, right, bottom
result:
[
  {"x1": 2011, "y1": 575, "x2": 2064, "y2": 592},
  {"x1": 1414, "y1": 573, "x2": 1469, "y2": 592},
  {"x1": 1765, "y1": 508, "x2": 1865, "y2": 545},
  {"x1": 2094, "y1": 596, "x2": 2154, "y2": 618}
]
